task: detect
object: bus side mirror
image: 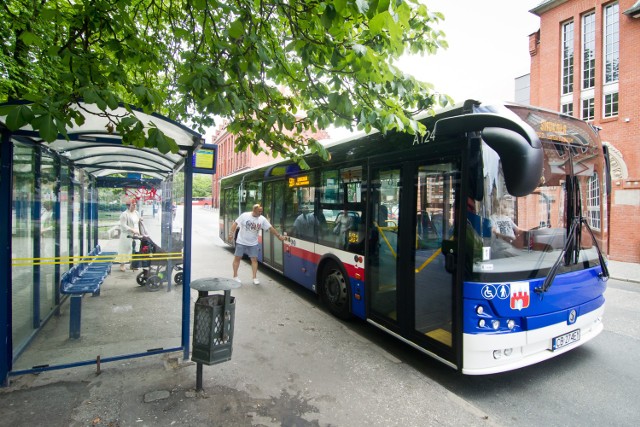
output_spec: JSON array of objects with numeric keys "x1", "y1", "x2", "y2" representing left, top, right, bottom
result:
[{"x1": 481, "y1": 127, "x2": 543, "y2": 196}]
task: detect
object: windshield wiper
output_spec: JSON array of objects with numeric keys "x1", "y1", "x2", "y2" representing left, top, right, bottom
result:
[
  {"x1": 535, "y1": 218, "x2": 579, "y2": 295},
  {"x1": 535, "y1": 217, "x2": 609, "y2": 295},
  {"x1": 580, "y1": 218, "x2": 610, "y2": 281}
]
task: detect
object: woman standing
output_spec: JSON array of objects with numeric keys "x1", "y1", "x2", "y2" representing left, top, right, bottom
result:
[{"x1": 117, "y1": 200, "x2": 141, "y2": 271}]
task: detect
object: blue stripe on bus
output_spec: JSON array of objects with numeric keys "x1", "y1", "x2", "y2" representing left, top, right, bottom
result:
[{"x1": 462, "y1": 265, "x2": 607, "y2": 334}]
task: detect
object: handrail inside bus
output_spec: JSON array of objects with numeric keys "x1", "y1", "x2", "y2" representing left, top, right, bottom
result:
[
  {"x1": 374, "y1": 221, "x2": 397, "y2": 259},
  {"x1": 415, "y1": 248, "x2": 442, "y2": 274}
]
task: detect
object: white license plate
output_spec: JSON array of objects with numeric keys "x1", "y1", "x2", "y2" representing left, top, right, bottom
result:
[{"x1": 552, "y1": 329, "x2": 580, "y2": 351}]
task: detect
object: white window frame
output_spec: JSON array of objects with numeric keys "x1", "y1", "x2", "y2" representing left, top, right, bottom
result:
[
  {"x1": 587, "y1": 173, "x2": 601, "y2": 231},
  {"x1": 561, "y1": 20, "x2": 574, "y2": 96},
  {"x1": 582, "y1": 12, "x2": 596, "y2": 90},
  {"x1": 581, "y1": 96, "x2": 594, "y2": 121},
  {"x1": 603, "y1": 2, "x2": 619, "y2": 84},
  {"x1": 603, "y1": 91, "x2": 619, "y2": 118}
]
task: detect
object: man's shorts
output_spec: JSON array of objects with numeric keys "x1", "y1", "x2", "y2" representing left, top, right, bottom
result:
[{"x1": 234, "y1": 243, "x2": 259, "y2": 258}]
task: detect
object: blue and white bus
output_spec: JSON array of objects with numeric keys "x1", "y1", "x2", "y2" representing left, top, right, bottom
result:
[{"x1": 220, "y1": 100, "x2": 609, "y2": 374}]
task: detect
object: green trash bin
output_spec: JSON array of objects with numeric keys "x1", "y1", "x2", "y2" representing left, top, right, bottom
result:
[{"x1": 192, "y1": 292, "x2": 236, "y2": 365}]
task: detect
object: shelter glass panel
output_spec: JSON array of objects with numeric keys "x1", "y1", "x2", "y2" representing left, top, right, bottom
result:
[
  {"x1": 11, "y1": 143, "x2": 36, "y2": 356},
  {"x1": 60, "y1": 165, "x2": 70, "y2": 275},
  {"x1": 40, "y1": 152, "x2": 57, "y2": 317},
  {"x1": 72, "y1": 171, "x2": 82, "y2": 259},
  {"x1": 13, "y1": 174, "x2": 184, "y2": 371}
]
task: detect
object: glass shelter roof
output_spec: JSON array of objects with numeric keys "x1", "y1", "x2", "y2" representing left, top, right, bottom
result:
[{"x1": 1, "y1": 102, "x2": 203, "y2": 178}]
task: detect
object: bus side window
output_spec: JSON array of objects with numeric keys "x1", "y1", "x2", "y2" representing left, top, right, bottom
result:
[
  {"x1": 286, "y1": 181, "x2": 315, "y2": 240},
  {"x1": 321, "y1": 170, "x2": 340, "y2": 204}
]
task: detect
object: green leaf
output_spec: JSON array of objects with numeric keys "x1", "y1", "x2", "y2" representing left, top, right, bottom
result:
[
  {"x1": 369, "y1": 11, "x2": 390, "y2": 36},
  {"x1": 334, "y1": 0, "x2": 348, "y2": 14},
  {"x1": 228, "y1": 19, "x2": 244, "y2": 39},
  {"x1": 120, "y1": 116, "x2": 139, "y2": 128},
  {"x1": 377, "y1": 0, "x2": 390, "y2": 13},
  {"x1": 19, "y1": 31, "x2": 41, "y2": 46},
  {"x1": 321, "y1": 5, "x2": 337, "y2": 30},
  {"x1": 33, "y1": 113, "x2": 58, "y2": 142},
  {"x1": 0, "y1": 105, "x2": 15, "y2": 116},
  {"x1": 5, "y1": 105, "x2": 34, "y2": 131}
]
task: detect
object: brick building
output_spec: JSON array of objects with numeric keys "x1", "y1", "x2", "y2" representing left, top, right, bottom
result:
[
  {"x1": 529, "y1": 0, "x2": 640, "y2": 262},
  {"x1": 209, "y1": 121, "x2": 329, "y2": 208}
]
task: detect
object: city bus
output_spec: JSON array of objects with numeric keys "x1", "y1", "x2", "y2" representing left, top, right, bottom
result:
[{"x1": 219, "y1": 100, "x2": 610, "y2": 374}]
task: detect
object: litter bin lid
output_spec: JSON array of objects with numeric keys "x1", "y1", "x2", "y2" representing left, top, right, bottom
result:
[{"x1": 191, "y1": 277, "x2": 241, "y2": 292}]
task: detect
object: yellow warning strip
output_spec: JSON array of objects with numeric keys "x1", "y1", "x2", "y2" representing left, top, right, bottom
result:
[
  {"x1": 414, "y1": 248, "x2": 442, "y2": 273},
  {"x1": 425, "y1": 328, "x2": 452, "y2": 347},
  {"x1": 11, "y1": 252, "x2": 183, "y2": 267}
]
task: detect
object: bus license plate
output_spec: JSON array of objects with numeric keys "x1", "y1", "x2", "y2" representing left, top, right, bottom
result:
[{"x1": 552, "y1": 329, "x2": 580, "y2": 351}]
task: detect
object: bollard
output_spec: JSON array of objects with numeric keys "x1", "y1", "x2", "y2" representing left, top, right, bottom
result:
[{"x1": 190, "y1": 277, "x2": 241, "y2": 391}]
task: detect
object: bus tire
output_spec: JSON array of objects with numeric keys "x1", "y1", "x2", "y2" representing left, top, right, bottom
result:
[{"x1": 320, "y1": 262, "x2": 351, "y2": 320}]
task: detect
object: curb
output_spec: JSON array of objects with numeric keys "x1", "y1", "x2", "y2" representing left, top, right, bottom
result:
[{"x1": 609, "y1": 275, "x2": 640, "y2": 284}]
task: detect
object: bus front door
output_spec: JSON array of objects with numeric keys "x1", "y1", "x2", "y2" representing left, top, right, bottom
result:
[
  {"x1": 369, "y1": 160, "x2": 458, "y2": 365},
  {"x1": 263, "y1": 181, "x2": 285, "y2": 271}
]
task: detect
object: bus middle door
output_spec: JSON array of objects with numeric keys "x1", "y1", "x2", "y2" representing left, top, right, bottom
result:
[
  {"x1": 263, "y1": 180, "x2": 285, "y2": 271},
  {"x1": 369, "y1": 159, "x2": 458, "y2": 365}
]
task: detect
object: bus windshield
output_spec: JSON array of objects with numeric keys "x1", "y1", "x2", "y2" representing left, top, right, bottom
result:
[{"x1": 466, "y1": 105, "x2": 608, "y2": 281}]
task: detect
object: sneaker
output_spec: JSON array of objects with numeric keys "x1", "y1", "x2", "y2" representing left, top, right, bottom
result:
[
  {"x1": 253, "y1": 278, "x2": 260, "y2": 285},
  {"x1": 233, "y1": 277, "x2": 241, "y2": 284}
]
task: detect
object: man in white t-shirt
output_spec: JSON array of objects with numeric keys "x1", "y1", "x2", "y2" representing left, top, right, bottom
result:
[{"x1": 229, "y1": 204, "x2": 285, "y2": 284}]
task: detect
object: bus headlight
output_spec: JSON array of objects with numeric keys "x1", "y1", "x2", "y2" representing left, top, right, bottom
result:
[
  {"x1": 504, "y1": 348, "x2": 513, "y2": 357},
  {"x1": 476, "y1": 305, "x2": 484, "y2": 315},
  {"x1": 491, "y1": 320, "x2": 500, "y2": 330},
  {"x1": 493, "y1": 349, "x2": 502, "y2": 359},
  {"x1": 507, "y1": 319, "x2": 515, "y2": 330},
  {"x1": 478, "y1": 319, "x2": 486, "y2": 328}
]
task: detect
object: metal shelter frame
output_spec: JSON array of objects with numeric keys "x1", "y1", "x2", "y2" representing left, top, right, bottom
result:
[{"x1": 0, "y1": 101, "x2": 203, "y2": 385}]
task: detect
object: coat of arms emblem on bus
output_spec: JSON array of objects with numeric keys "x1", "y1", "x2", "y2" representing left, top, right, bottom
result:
[{"x1": 510, "y1": 282, "x2": 530, "y2": 310}]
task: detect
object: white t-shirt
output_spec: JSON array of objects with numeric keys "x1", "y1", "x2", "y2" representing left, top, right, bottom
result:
[
  {"x1": 235, "y1": 212, "x2": 272, "y2": 246},
  {"x1": 492, "y1": 215, "x2": 516, "y2": 239}
]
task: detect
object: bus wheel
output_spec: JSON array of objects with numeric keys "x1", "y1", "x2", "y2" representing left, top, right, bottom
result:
[{"x1": 321, "y1": 263, "x2": 351, "y2": 320}]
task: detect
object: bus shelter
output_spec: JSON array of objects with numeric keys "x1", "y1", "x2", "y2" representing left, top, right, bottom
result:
[{"x1": 0, "y1": 102, "x2": 203, "y2": 386}]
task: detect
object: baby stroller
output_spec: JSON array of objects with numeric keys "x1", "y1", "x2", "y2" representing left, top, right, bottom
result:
[{"x1": 131, "y1": 230, "x2": 183, "y2": 292}]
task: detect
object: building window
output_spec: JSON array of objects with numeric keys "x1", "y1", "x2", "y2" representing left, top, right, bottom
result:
[
  {"x1": 604, "y1": 92, "x2": 618, "y2": 118},
  {"x1": 604, "y1": 2, "x2": 619, "y2": 84},
  {"x1": 561, "y1": 21, "x2": 574, "y2": 95},
  {"x1": 582, "y1": 12, "x2": 595, "y2": 90},
  {"x1": 561, "y1": 102, "x2": 574, "y2": 117},
  {"x1": 582, "y1": 97, "x2": 594, "y2": 121},
  {"x1": 587, "y1": 173, "x2": 600, "y2": 230}
]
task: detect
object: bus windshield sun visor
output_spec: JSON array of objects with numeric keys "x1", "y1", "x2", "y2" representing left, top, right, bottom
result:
[{"x1": 433, "y1": 113, "x2": 543, "y2": 196}]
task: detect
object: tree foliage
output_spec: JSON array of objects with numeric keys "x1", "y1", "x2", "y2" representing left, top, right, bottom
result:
[
  {"x1": 192, "y1": 174, "x2": 213, "y2": 198},
  {"x1": 0, "y1": 0, "x2": 448, "y2": 161}
]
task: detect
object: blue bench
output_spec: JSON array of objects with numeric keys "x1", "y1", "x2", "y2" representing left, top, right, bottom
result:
[{"x1": 60, "y1": 246, "x2": 116, "y2": 339}]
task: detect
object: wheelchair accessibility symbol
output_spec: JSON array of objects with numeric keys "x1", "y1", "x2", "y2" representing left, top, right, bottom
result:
[{"x1": 481, "y1": 284, "x2": 497, "y2": 300}]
